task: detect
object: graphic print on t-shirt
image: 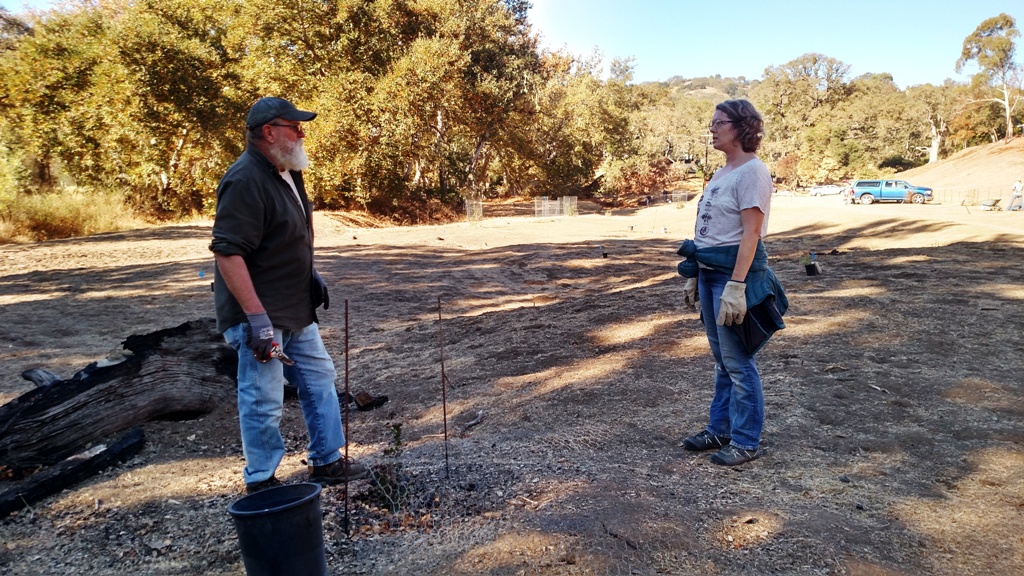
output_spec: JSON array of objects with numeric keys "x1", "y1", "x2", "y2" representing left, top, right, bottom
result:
[{"x1": 698, "y1": 185, "x2": 721, "y2": 239}]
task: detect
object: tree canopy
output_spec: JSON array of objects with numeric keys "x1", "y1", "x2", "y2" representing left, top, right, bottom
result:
[
  {"x1": 0, "y1": 4, "x2": 1021, "y2": 221},
  {"x1": 956, "y1": 13, "x2": 1022, "y2": 140}
]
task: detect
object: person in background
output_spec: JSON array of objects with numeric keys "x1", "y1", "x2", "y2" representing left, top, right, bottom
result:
[
  {"x1": 1009, "y1": 178, "x2": 1023, "y2": 211},
  {"x1": 210, "y1": 97, "x2": 367, "y2": 493},
  {"x1": 677, "y1": 99, "x2": 786, "y2": 466}
]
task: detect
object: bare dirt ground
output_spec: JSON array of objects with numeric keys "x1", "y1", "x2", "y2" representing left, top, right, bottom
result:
[{"x1": 1, "y1": 190, "x2": 1023, "y2": 575}]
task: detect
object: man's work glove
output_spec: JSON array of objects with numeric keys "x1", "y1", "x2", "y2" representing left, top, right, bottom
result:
[
  {"x1": 682, "y1": 277, "x2": 699, "y2": 311},
  {"x1": 312, "y1": 269, "x2": 330, "y2": 310},
  {"x1": 716, "y1": 281, "x2": 747, "y2": 326},
  {"x1": 245, "y1": 312, "x2": 276, "y2": 362}
]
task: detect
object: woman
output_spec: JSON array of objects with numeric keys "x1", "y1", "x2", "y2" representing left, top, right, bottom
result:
[{"x1": 677, "y1": 99, "x2": 786, "y2": 466}]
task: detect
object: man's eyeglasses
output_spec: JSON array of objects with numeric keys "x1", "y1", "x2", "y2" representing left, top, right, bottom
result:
[
  {"x1": 268, "y1": 123, "x2": 303, "y2": 134},
  {"x1": 708, "y1": 120, "x2": 735, "y2": 130}
]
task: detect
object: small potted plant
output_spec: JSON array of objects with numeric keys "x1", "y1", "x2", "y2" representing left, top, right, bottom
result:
[{"x1": 801, "y1": 253, "x2": 821, "y2": 276}]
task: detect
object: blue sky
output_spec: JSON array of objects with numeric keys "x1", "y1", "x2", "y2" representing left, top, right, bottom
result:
[
  {"x1": 1, "y1": 0, "x2": 45, "y2": 13},
  {"x1": 4, "y1": 0, "x2": 1022, "y2": 89}
]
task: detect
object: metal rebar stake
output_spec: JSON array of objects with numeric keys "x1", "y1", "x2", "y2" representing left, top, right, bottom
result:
[
  {"x1": 343, "y1": 299, "x2": 351, "y2": 535},
  {"x1": 438, "y1": 296, "x2": 450, "y2": 479}
]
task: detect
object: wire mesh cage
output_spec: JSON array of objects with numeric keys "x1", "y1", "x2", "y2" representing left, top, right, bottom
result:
[
  {"x1": 533, "y1": 196, "x2": 578, "y2": 217},
  {"x1": 465, "y1": 199, "x2": 483, "y2": 222},
  {"x1": 561, "y1": 196, "x2": 578, "y2": 216}
]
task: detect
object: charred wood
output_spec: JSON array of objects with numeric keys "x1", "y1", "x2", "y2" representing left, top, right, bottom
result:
[
  {"x1": 0, "y1": 428, "x2": 145, "y2": 520},
  {"x1": 0, "y1": 319, "x2": 236, "y2": 470}
]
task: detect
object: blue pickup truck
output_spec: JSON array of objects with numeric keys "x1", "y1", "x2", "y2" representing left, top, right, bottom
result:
[{"x1": 847, "y1": 179, "x2": 933, "y2": 205}]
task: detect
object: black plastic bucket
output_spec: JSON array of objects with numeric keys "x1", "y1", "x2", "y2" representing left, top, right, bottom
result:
[{"x1": 227, "y1": 482, "x2": 328, "y2": 576}]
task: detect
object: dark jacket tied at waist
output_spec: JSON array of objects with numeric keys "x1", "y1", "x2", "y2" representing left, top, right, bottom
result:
[{"x1": 676, "y1": 239, "x2": 788, "y2": 353}]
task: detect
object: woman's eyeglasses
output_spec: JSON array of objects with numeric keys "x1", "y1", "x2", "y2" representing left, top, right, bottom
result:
[{"x1": 708, "y1": 120, "x2": 735, "y2": 130}]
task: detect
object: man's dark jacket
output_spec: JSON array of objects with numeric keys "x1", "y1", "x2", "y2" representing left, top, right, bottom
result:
[{"x1": 209, "y1": 147, "x2": 316, "y2": 333}]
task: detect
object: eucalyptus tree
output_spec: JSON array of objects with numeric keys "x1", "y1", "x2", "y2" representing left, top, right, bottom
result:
[
  {"x1": 945, "y1": 85, "x2": 1007, "y2": 148},
  {"x1": 956, "y1": 13, "x2": 1022, "y2": 140},
  {"x1": 905, "y1": 81, "x2": 967, "y2": 163}
]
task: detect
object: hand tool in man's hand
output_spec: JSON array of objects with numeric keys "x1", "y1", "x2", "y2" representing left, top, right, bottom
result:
[{"x1": 270, "y1": 343, "x2": 295, "y2": 366}]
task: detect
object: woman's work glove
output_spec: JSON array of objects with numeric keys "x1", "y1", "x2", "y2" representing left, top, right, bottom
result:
[
  {"x1": 682, "y1": 277, "x2": 699, "y2": 310},
  {"x1": 245, "y1": 312, "x2": 276, "y2": 362},
  {"x1": 716, "y1": 281, "x2": 747, "y2": 326}
]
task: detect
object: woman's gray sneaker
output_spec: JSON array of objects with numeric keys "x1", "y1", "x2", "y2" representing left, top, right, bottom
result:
[{"x1": 709, "y1": 444, "x2": 762, "y2": 466}]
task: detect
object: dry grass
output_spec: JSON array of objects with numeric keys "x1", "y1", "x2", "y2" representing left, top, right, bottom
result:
[{"x1": 0, "y1": 188, "x2": 150, "y2": 243}]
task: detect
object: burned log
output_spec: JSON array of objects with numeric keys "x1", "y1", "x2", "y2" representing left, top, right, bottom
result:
[
  {"x1": 0, "y1": 319, "x2": 237, "y2": 470},
  {"x1": 0, "y1": 428, "x2": 145, "y2": 520}
]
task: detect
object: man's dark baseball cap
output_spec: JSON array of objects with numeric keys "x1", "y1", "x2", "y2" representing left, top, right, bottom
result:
[{"x1": 246, "y1": 97, "x2": 317, "y2": 129}]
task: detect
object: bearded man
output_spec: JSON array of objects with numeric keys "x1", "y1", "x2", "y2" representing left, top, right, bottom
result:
[{"x1": 210, "y1": 97, "x2": 367, "y2": 493}]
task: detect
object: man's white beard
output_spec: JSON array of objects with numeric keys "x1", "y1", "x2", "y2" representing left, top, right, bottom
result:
[{"x1": 270, "y1": 138, "x2": 309, "y2": 171}]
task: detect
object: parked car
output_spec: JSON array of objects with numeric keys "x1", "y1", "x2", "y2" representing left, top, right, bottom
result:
[
  {"x1": 808, "y1": 184, "x2": 844, "y2": 196},
  {"x1": 849, "y1": 180, "x2": 933, "y2": 205}
]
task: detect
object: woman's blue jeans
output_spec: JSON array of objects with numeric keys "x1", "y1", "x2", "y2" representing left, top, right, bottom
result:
[
  {"x1": 224, "y1": 322, "x2": 346, "y2": 485},
  {"x1": 698, "y1": 268, "x2": 765, "y2": 450}
]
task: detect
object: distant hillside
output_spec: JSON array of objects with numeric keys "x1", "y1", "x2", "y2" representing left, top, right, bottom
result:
[
  {"x1": 899, "y1": 138, "x2": 1024, "y2": 201},
  {"x1": 646, "y1": 75, "x2": 755, "y2": 101}
]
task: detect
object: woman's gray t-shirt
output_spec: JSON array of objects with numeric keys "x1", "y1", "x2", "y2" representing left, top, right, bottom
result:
[{"x1": 694, "y1": 157, "x2": 773, "y2": 248}]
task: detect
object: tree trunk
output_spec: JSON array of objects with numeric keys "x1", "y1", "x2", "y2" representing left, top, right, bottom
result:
[
  {"x1": 436, "y1": 109, "x2": 447, "y2": 195},
  {"x1": 928, "y1": 118, "x2": 943, "y2": 164},
  {"x1": 465, "y1": 131, "x2": 490, "y2": 199},
  {"x1": 0, "y1": 319, "x2": 237, "y2": 470},
  {"x1": 1004, "y1": 87, "x2": 1013, "y2": 141},
  {"x1": 160, "y1": 126, "x2": 190, "y2": 199}
]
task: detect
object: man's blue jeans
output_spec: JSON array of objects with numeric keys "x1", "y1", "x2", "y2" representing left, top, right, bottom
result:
[
  {"x1": 698, "y1": 268, "x2": 765, "y2": 450},
  {"x1": 224, "y1": 322, "x2": 346, "y2": 485}
]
